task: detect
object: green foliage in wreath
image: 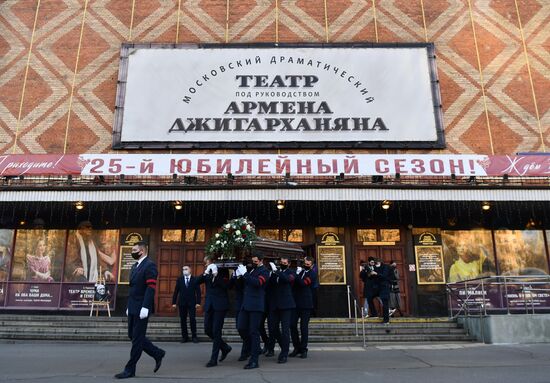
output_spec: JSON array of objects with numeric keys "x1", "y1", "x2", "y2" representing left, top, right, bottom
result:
[{"x1": 205, "y1": 217, "x2": 257, "y2": 260}]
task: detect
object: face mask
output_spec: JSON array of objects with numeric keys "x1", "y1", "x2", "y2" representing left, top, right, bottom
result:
[
  {"x1": 131, "y1": 251, "x2": 141, "y2": 260},
  {"x1": 280, "y1": 264, "x2": 288, "y2": 270},
  {"x1": 183, "y1": 270, "x2": 190, "y2": 276},
  {"x1": 251, "y1": 263, "x2": 258, "y2": 269},
  {"x1": 303, "y1": 265, "x2": 311, "y2": 270}
]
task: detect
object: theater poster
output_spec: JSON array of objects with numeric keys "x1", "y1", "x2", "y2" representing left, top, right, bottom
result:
[
  {"x1": 414, "y1": 232, "x2": 445, "y2": 285},
  {"x1": 495, "y1": 230, "x2": 548, "y2": 275},
  {"x1": 0, "y1": 229, "x2": 14, "y2": 282},
  {"x1": 7, "y1": 230, "x2": 66, "y2": 308},
  {"x1": 441, "y1": 230, "x2": 496, "y2": 283},
  {"x1": 11, "y1": 230, "x2": 66, "y2": 283}
]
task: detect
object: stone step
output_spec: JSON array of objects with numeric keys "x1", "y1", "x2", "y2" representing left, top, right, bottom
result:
[
  {"x1": 0, "y1": 314, "x2": 455, "y2": 323},
  {"x1": 0, "y1": 314, "x2": 474, "y2": 344},
  {"x1": 0, "y1": 320, "x2": 462, "y2": 330},
  {"x1": 0, "y1": 331, "x2": 476, "y2": 343},
  {"x1": 0, "y1": 326, "x2": 468, "y2": 335}
]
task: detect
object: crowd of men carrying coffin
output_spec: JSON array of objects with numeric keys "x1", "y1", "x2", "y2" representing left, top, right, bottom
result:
[
  {"x1": 114, "y1": 241, "x2": 318, "y2": 379},
  {"x1": 114, "y1": 242, "x2": 400, "y2": 379},
  {"x1": 171, "y1": 253, "x2": 318, "y2": 369}
]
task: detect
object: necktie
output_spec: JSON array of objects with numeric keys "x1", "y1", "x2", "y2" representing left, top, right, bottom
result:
[
  {"x1": 130, "y1": 262, "x2": 138, "y2": 279},
  {"x1": 185, "y1": 277, "x2": 189, "y2": 287}
]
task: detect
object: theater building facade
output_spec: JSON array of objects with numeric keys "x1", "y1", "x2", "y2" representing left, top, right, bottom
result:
[{"x1": 0, "y1": 0, "x2": 549, "y2": 317}]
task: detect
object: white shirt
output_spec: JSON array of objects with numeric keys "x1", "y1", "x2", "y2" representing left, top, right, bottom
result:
[{"x1": 136, "y1": 255, "x2": 148, "y2": 268}]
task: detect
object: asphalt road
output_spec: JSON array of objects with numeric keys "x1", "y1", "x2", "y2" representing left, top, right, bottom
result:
[{"x1": 1, "y1": 341, "x2": 549, "y2": 382}]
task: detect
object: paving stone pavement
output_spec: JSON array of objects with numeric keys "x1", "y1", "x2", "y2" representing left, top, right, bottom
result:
[{"x1": 1, "y1": 341, "x2": 550, "y2": 383}]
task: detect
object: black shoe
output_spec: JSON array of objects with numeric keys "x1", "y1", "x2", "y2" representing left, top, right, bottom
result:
[
  {"x1": 114, "y1": 371, "x2": 135, "y2": 379},
  {"x1": 300, "y1": 350, "x2": 308, "y2": 359},
  {"x1": 238, "y1": 354, "x2": 250, "y2": 362},
  {"x1": 264, "y1": 350, "x2": 274, "y2": 357},
  {"x1": 277, "y1": 356, "x2": 287, "y2": 364},
  {"x1": 154, "y1": 349, "x2": 166, "y2": 373},
  {"x1": 289, "y1": 349, "x2": 300, "y2": 357},
  {"x1": 192, "y1": 336, "x2": 199, "y2": 343},
  {"x1": 206, "y1": 360, "x2": 217, "y2": 367},
  {"x1": 219, "y1": 345, "x2": 232, "y2": 362},
  {"x1": 244, "y1": 362, "x2": 259, "y2": 369},
  {"x1": 180, "y1": 337, "x2": 189, "y2": 343}
]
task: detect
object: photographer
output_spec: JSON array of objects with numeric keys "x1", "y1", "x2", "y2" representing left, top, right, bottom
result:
[
  {"x1": 359, "y1": 257, "x2": 376, "y2": 317},
  {"x1": 388, "y1": 260, "x2": 402, "y2": 317}
]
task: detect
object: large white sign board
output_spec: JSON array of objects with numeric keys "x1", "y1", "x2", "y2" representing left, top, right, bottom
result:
[{"x1": 113, "y1": 44, "x2": 444, "y2": 149}]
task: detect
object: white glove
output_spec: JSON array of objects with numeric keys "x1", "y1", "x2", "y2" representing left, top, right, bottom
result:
[
  {"x1": 234, "y1": 267, "x2": 242, "y2": 277},
  {"x1": 204, "y1": 264, "x2": 213, "y2": 275},
  {"x1": 139, "y1": 307, "x2": 149, "y2": 319},
  {"x1": 360, "y1": 265, "x2": 364, "y2": 272},
  {"x1": 237, "y1": 264, "x2": 247, "y2": 276},
  {"x1": 210, "y1": 263, "x2": 218, "y2": 275},
  {"x1": 296, "y1": 266, "x2": 303, "y2": 274},
  {"x1": 269, "y1": 262, "x2": 277, "y2": 272},
  {"x1": 125, "y1": 308, "x2": 128, "y2": 316}
]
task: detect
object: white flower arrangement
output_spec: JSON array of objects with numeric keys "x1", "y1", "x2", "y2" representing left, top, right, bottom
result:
[{"x1": 206, "y1": 217, "x2": 257, "y2": 259}]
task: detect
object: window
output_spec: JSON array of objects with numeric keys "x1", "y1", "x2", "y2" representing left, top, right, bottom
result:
[{"x1": 162, "y1": 230, "x2": 182, "y2": 242}]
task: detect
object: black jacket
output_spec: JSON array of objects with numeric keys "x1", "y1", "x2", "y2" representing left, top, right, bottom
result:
[
  {"x1": 172, "y1": 275, "x2": 201, "y2": 307},
  {"x1": 293, "y1": 268, "x2": 317, "y2": 310},
  {"x1": 242, "y1": 265, "x2": 270, "y2": 312},
  {"x1": 270, "y1": 268, "x2": 296, "y2": 310},
  {"x1": 127, "y1": 257, "x2": 157, "y2": 315},
  {"x1": 197, "y1": 272, "x2": 229, "y2": 312}
]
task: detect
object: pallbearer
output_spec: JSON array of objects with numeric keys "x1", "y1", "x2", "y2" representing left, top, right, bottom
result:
[
  {"x1": 267, "y1": 256, "x2": 296, "y2": 364},
  {"x1": 290, "y1": 255, "x2": 317, "y2": 359},
  {"x1": 236, "y1": 254, "x2": 270, "y2": 369},
  {"x1": 196, "y1": 256, "x2": 232, "y2": 367}
]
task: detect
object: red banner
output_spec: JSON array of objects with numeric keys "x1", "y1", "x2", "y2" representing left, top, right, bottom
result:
[{"x1": 0, "y1": 153, "x2": 549, "y2": 177}]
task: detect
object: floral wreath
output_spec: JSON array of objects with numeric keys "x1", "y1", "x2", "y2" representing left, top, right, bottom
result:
[{"x1": 206, "y1": 217, "x2": 257, "y2": 260}]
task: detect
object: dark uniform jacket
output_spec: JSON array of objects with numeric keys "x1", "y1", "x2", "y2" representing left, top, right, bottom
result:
[
  {"x1": 265, "y1": 272, "x2": 278, "y2": 312},
  {"x1": 242, "y1": 265, "x2": 270, "y2": 312},
  {"x1": 293, "y1": 268, "x2": 317, "y2": 310},
  {"x1": 360, "y1": 267, "x2": 377, "y2": 298},
  {"x1": 127, "y1": 257, "x2": 157, "y2": 315},
  {"x1": 271, "y1": 268, "x2": 296, "y2": 310},
  {"x1": 197, "y1": 272, "x2": 229, "y2": 312},
  {"x1": 372, "y1": 263, "x2": 391, "y2": 298},
  {"x1": 172, "y1": 275, "x2": 201, "y2": 307},
  {"x1": 229, "y1": 274, "x2": 245, "y2": 311}
]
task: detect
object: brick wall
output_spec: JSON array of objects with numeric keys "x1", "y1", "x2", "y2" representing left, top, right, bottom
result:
[{"x1": 0, "y1": 0, "x2": 548, "y2": 155}]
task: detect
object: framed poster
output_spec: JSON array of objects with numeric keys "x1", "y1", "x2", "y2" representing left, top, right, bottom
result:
[
  {"x1": 118, "y1": 231, "x2": 148, "y2": 284},
  {"x1": 11, "y1": 230, "x2": 66, "y2": 283},
  {"x1": 415, "y1": 245, "x2": 445, "y2": 285},
  {"x1": 317, "y1": 245, "x2": 346, "y2": 285}
]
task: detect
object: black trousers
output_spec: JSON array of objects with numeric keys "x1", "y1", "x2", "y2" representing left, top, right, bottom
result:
[
  {"x1": 178, "y1": 304, "x2": 197, "y2": 339},
  {"x1": 204, "y1": 308, "x2": 230, "y2": 362},
  {"x1": 266, "y1": 309, "x2": 277, "y2": 352},
  {"x1": 269, "y1": 309, "x2": 292, "y2": 357},
  {"x1": 237, "y1": 310, "x2": 263, "y2": 364},
  {"x1": 290, "y1": 308, "x2": 311, "y2": 353},
  {"x1": 367, "y1": 294, "x2": 390, "y2": 323},
  {"x1": 259, "y1": 311, "x2": 269, "y2": 345},
  {"x1": 125, "y1": 314, "x2": 163, "y2": 374}
]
